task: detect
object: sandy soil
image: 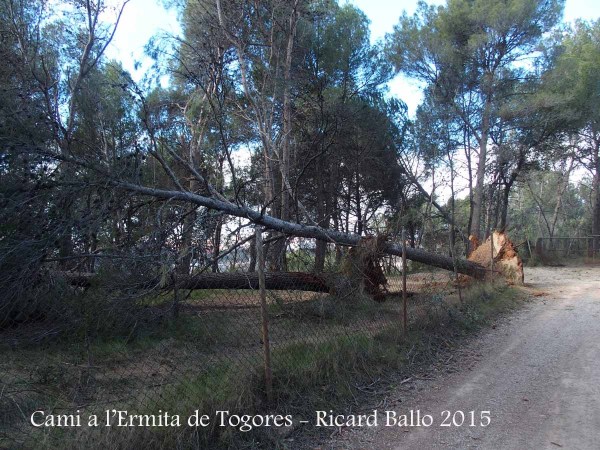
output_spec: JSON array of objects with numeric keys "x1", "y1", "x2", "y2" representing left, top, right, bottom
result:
[{"x1": 326, "y1": 265, "x2": 600, "y2": 450}]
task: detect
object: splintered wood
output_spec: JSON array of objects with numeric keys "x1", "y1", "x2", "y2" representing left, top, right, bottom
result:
[
  {"x1": 468, "y1": 231, "x2": 525, "y2": 285},
  {"x1": 341, "y1": 235, "x2": 388, "y2": 302}
]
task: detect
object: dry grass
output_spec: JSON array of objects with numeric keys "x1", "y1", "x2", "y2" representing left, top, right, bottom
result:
[{"x1": 1, "y1": 274, "x2": 527, "y2": 449}]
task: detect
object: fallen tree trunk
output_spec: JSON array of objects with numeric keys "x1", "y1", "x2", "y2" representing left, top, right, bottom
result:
[
  {"x1": 178, "y1": 272, "x2": 330, "y2": 292},
  {"x1": 62, "y1": 271, "x2": 331, "y2": 292},
  {"x1": 115, "y1": 182, "x2": 488, "y2": 279}
]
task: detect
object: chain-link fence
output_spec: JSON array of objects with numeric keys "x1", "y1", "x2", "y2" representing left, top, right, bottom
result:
[
  {"x1": 1, "y1": 224, "x2": 469, "y2": 449},
  {"x1": 534, "y1": 236, "x2": 600, "y2": 261}
]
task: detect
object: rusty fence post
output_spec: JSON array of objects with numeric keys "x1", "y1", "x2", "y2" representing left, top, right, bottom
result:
[
  {"x1": 402, "y1": 229, "x2": 408, "y2": 338},
  {"x1": 256, "y1": 226, "x2": 273, "y2": 403}
]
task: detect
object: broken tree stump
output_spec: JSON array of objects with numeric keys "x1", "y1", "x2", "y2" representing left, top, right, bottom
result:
[{"x1": 467, "y1": 231, "x2": 525, "y2": 285}]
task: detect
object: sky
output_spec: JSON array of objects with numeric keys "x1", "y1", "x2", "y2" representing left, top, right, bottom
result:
[
  {"x1": 347, "y1": 0, "x2": 600, "y2": 114},
  {"x1": 103, "y1": 0, "x2": 597, "y2": 201},
  {"x1": 106, "y1": 0, "x2": 600, "y2": 116}
]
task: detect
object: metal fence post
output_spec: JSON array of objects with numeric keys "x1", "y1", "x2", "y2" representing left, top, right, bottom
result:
[
  {"x1": 402, "y1": 229, "x2": 408, "y2": 338},
  {"x1": 256, "y1": 226, "x2": 273, "y2": 403}
]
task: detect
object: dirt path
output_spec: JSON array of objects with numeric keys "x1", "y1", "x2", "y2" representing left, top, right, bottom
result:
[{"x1": 328, "y1": 265, "x2": 600, "y2": 450}]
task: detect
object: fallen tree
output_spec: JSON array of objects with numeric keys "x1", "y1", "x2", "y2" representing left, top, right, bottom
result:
[
  {"x1": 114, "y1": 182, "x2": 488, "y2": 279},
  {"x1": 65, "y1": 271, "x2": 331, "y2": 292},
  {"x1": 62, "y1": 270, "x2": 418, "y2": 300}
]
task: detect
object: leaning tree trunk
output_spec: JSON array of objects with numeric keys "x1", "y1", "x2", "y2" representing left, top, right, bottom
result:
[{"x1": 116, "y1": 182, "x2": 488, "y2": 279}]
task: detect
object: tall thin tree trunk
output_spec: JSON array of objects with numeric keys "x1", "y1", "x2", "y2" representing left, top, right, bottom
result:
[
  {"x1": 592, "y1": 138, "x2": 600, "y2": 256},
  {"x1": 471, "y1": 98, "x2": 491, "y2": 242},
  {"x1": 499, "y1": 183, "x2": 511, "y2": 231},
  {"x1": 211, "y1": 217, "x2": 223, "y2": 273},
  {"x1": 248, "y1": 232, "x2": 257, "y2": 272},
  {"x1": 355, "y1": 172, "x2": 363, "y2": 235},
  {"x1": 465, "y1": 129, "x2": 474, "y2": 243},
  {"x1": 314, "y1": 154, "x2": 328, "y2": 272},
  {"x1": 280, "y1": 0, "x2": 299, "y2": 228},
  {"x1": 550, "y1": 159, "x2": 574, "y2": 238}
]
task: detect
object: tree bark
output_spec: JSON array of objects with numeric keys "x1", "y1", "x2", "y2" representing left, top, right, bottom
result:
[
  {"x1": 592, "y1": 138, "x2": 600, "y2": 256},
  {"x1": 211, "y1": 216, "x2": 223, "y2": 273},
  {"x1": 115, "y1": 182, "x2": 488, "y2": 279},
  {"x1": 471, "y1": 107, "x2": 490, "y2": 242},
  {"x1": 314, "y1": 152, "x2": 329, "y2": 272},
  {"x1": 499, "y1": 183, "x2": 511, "y2": 231},
  {"x1": 281, "y1": 0, "x2": 299, "y2": 228},
  {"x1": 550, "y1": 158, "x2": 574, "y2": 238},
  {"x1": 248, "y1": 232, "x2": 257, "y2": 272},
  {"x1": 64, "y1": 270, "x2": 331, "y2": 292},
  {"x1": 355, "y1": 171, "x2": 363, "y2": 235},
  {"x1": 464, "y1": 129, "x2": 474, "y2": 245},
  {"x1": 182, "y1": 271, "x2": 329, "y2": 291}
]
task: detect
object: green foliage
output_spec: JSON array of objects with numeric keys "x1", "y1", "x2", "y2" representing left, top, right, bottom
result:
[
  {"x1": 387, "y1": 0, "x2": 567, "y2": 239},
  {"x1": 509, "y1": 171, "x2": 591, "y2": 242},
  {"x1": 542, "y1": 20, "x2": 600, "y2": 131},
  {"x1": 388, "y1": 0, "x2": 564, "y2": 85}
]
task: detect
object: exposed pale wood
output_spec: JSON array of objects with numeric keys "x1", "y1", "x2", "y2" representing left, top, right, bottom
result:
[{"x1": 468, "y1": 231, "x2": 524, "y2": 285}]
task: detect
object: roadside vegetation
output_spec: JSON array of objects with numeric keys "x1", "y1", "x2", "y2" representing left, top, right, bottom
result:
[
  {"x1": 2, "y1": 0, "x2": 598, "y2": 448},
  {"x1": 3, "y1": 281, "x2": 526, "y2": 449}
]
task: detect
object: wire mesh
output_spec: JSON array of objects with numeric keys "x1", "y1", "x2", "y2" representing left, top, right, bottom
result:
[
  {"x1": 0, "y1": 223, "x2": 464, "y2": 449},
  {"x1": 534, "y1": 236, "x2": 599, "y2": 260}
]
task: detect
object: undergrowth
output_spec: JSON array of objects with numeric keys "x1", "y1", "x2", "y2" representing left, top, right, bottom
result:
[{"x1": 9, "y1": 282, "x2": 526, "y2": 450}]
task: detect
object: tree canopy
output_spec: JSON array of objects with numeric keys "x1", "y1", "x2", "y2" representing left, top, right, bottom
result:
[{"x1": 1, "y1": 0, "x2": 598, "y2": 328}]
